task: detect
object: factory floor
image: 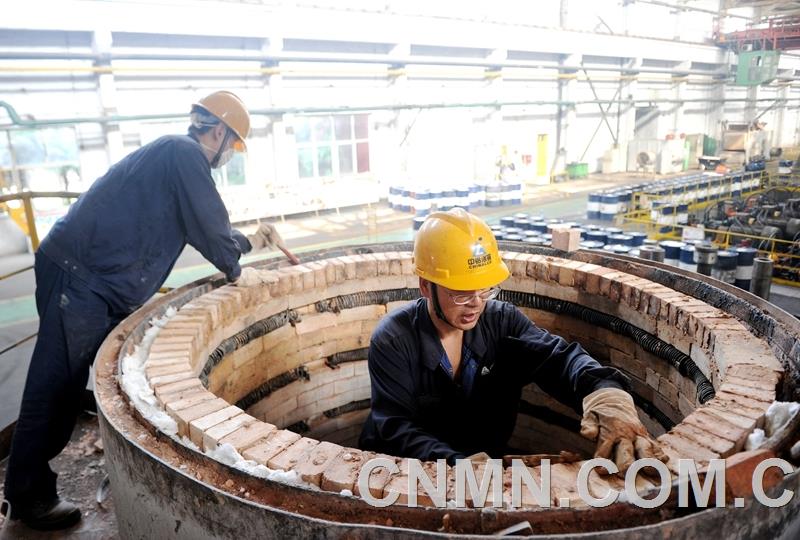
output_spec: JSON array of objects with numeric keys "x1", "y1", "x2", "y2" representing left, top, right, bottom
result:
[{"x1": 0, "y1": 170, "x2": 795, "y2": 538}]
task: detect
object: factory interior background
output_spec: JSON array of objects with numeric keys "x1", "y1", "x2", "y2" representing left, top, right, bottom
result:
[{"x1": 2, "y1": 0, "x2": 800, "y2": 538}]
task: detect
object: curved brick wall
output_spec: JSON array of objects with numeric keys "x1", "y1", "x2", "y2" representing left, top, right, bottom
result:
[{"x1": 127, "y1": 248, "x2": 784, "y2": 515}]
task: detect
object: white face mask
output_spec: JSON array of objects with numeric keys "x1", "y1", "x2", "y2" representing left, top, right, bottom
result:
[{"x1": 199, "y1": 141, "x2": 234, "y2": 169}]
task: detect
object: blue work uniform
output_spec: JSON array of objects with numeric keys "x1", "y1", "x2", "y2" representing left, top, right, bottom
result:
[
  {"x1": 4, "y1": 134, "x2": 250, "y2": 508},
  {"x1": 358, "y1": 298, "x2": 627, "y2": 463}
]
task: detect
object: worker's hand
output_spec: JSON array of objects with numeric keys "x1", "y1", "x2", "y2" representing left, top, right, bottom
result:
[
  {"x1": 247, "y1": 222, "x2": 286, "y2": 251},
  {"x1": 233, "y1": 267, "x2": 277, "y2": 288},
  {"x1": 580, "y1": 388, "x2": 667, "y2": 474},
  {"x1": 465, "y1": 452, "x2": 491, "y2": 463}
]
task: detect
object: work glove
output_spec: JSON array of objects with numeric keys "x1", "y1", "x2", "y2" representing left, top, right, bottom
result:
[
  {"x1": 465, "y1": 452, "x2": 491, "y2": 463},
  {"x1": 233, "y1": 267, "x2": 277, "y2": 288},
  {"x1": 580, "y1": 388, "x2": 668, "y2": 474},
  {"x1": 247, "y1": 222, "x2": 286, "y2": 251}
]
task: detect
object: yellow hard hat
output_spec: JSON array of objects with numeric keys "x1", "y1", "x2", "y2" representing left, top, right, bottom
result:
[
  {"x1": 192, "y1": 90, "x2": 250, "y2": 152},
  {"x1": 414, "y1": 208, "x2": 510, "y2": 290}
]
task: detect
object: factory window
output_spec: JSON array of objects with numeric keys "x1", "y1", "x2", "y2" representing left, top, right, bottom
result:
[{"x1": 295, "y1": 114, "x2": 369, "y2": 179}]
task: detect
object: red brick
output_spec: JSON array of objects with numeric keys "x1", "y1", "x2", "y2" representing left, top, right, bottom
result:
[{"x1": 723, "y1": 449, "x2": 782, "y2": 500}]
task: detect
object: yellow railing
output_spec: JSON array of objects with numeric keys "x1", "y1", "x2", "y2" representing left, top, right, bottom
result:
[
  {"x1": 614, "y1": 166, "x2": 800, "y2": 285},
  {"x1": 0, "y1": 190, "x2": 82, "y2": 250}
]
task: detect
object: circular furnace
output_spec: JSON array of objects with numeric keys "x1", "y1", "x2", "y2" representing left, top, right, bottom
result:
[{"x1": 94, "y1": 242, "x2": 800, "y2": 539}]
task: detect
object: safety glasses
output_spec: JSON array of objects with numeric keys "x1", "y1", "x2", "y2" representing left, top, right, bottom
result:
[{"x1": 447, "y1": 287, "x2": 501, "y2": 306}]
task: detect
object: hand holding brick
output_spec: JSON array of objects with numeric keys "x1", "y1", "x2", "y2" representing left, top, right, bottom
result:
[
  {"x1": 234, "y1": 267, "x2": 278, "y2": 288},
  {"x1": 580, "y1": 388, "x2": 668, "y2": 473}
]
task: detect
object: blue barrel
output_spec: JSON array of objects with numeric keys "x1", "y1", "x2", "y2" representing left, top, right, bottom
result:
[
  {"x1": 468, "y1": 184, "x2": 482, "y2": 208},
  {"x1": 574, "y1": 227, "x2": 588, "y2": 239},
  {"x1": 608, "y1": 234, "x2": 634, "y2": 246},
  {"x1": 677, "y1": 204, "x2": 688, "y2": 226},
  {"x1": 514, "y1": 218, "x2": 532, "y2": 230},
  {"x1": 500, "y1": 184, "x2": 514, "y2": 206},
  {"x1": 580, "y1": 240, "x2": 605, "y2": 250},
  {"x1": 600, "y1": 193, "x2": 619, "y2": 221},
  {"x1": 413, "y1": 216, "x2": 426, "y2": 231},
  {"x1": 514, "y1": 213, "x2": 529, "y2": 220},
  {"x1": 586, "y1": 230, "x2": 608, "y2": 245},
  {"x1": 584, "y1": 224, "x2": 601, "y2": 232},
  {"x1": 504, "y1": 227, "x2": 524, "y2": 236},
  {"x1": 709, "y1": 179, "x2": 720, "y2": 200},
  {"x1": 541, "y1": 233, "x2": 552, "y2": 242},
  {"x1": 679, "y1": 245, "x2": 697, "y2": 272},
  {"x1": 456, "y1": 188, "x2": 470, "y2": 208},
  {"x1": 587, "y1": 192, "x2": 602, "y2": 220},
  {"x1": 399, "y1": 189, "x2": 412, "y2": 212},
  {"x1": 659, "y1": 240, "x2": 685, "y2": 266},
  {"x1": 500, "y1": 216, "x2": 516, "y2": 227},
  {"x1": 389, "y1": 186, "x2": 401, "y2": 209},
  {"x1": 735, "y1": 247, "x2": 758, "y2": 290},
  {"x1": 604, "y1": 227, "x2": 623, "y2": 235},
  {"x1": 698, "y1": 180, "x2": 709, "y2": 203},
  {"x1": 505, "y1": 234, "x2": 523, "y2": 241},
  {"x1": 509, "y1": 183, "x2": 522, "y2": 205},
  {"x1": 713, "y1": 250, "x2": 738, "y2": 284},
  {"x1": 603, "y1": 244, "x2": 630, "y2": 254},
  {"x1": 523, "y1": 237, "x2": 547, "y2": 245},
  {"x1": 629, "y1": 232, "x2": 648, "y2": 246},
  {"x1": 530, "y1": 221, "x2": 548, "y2": 233}
]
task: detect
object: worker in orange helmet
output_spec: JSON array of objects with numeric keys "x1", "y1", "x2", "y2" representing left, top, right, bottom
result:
[
  {"x1": 360, "y1": 208, "x2": 666, "y2": 471},
  {"x1": 2, "y1": 91, "x2": 296, "y2": 531}
]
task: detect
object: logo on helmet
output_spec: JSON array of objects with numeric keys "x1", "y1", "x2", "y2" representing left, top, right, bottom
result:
[
  {"x1": 468, "y1": 243, "x2": 492, "y2": 269},
  {"x1": 471, "y1": 243, "x2": 487, "y2": 257}
]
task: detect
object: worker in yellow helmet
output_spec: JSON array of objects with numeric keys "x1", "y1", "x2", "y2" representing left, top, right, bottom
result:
[
  {"x1": 359, "y1": 208, "x2": 666, "y2": 471},
  {"x1": 2, "y1": 91, "x2": 297, "y2": 531}
]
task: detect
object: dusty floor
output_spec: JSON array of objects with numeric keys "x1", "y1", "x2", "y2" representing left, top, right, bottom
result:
[{"x1": 0, "y1": 413, "x2": 118, "y2": 539}]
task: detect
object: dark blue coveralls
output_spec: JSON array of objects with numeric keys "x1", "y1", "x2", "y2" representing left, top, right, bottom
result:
[
  {"x1": 4, "y1": 134, "x2": 251, "y2": 507},
  {"x1": 359, "y1": 298, "x2": 628, "y2": 463}
]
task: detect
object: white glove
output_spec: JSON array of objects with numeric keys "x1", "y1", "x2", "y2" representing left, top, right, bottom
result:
[
  {"x1": 247, "y1": 222, "x2": 286, "y2": 251},
  {"x1": 233, "y1": 267, "x2": 277, "y2": 287}
]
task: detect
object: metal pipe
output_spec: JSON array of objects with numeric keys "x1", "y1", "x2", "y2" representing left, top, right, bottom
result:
[
  {"x1": 5, "y1": 97, "x2": 800, "y2": 128},
  {"x1": 0, "y1": 53, "x2": 739, "y2": 78},
  {"x1": 632, "y1": 0, "x2": 752, "y2": 19},
  {"x1": 21, "y1": 195, "x2": 39, "y2": 250},
  {"x1": 750, "y1": 257, "x2": 773, "y2": 300}
]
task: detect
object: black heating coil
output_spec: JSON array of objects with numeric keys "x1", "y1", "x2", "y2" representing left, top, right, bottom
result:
[{"x1": 499, "y1": 290, "x2": 716, "y2": 405}]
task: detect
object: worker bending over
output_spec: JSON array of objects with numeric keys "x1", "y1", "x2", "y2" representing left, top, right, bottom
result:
[
  {"x1": 359, "y1": 208, "x2": 666, "y2": 471},
  {"x1": 3, "y1": 91, "x2": 296, "y2": 531}
]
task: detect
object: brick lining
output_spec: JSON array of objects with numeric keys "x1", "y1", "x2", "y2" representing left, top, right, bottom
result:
[{"x1": 134, "y1": 250, "x2": 784, "y2": 508}]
